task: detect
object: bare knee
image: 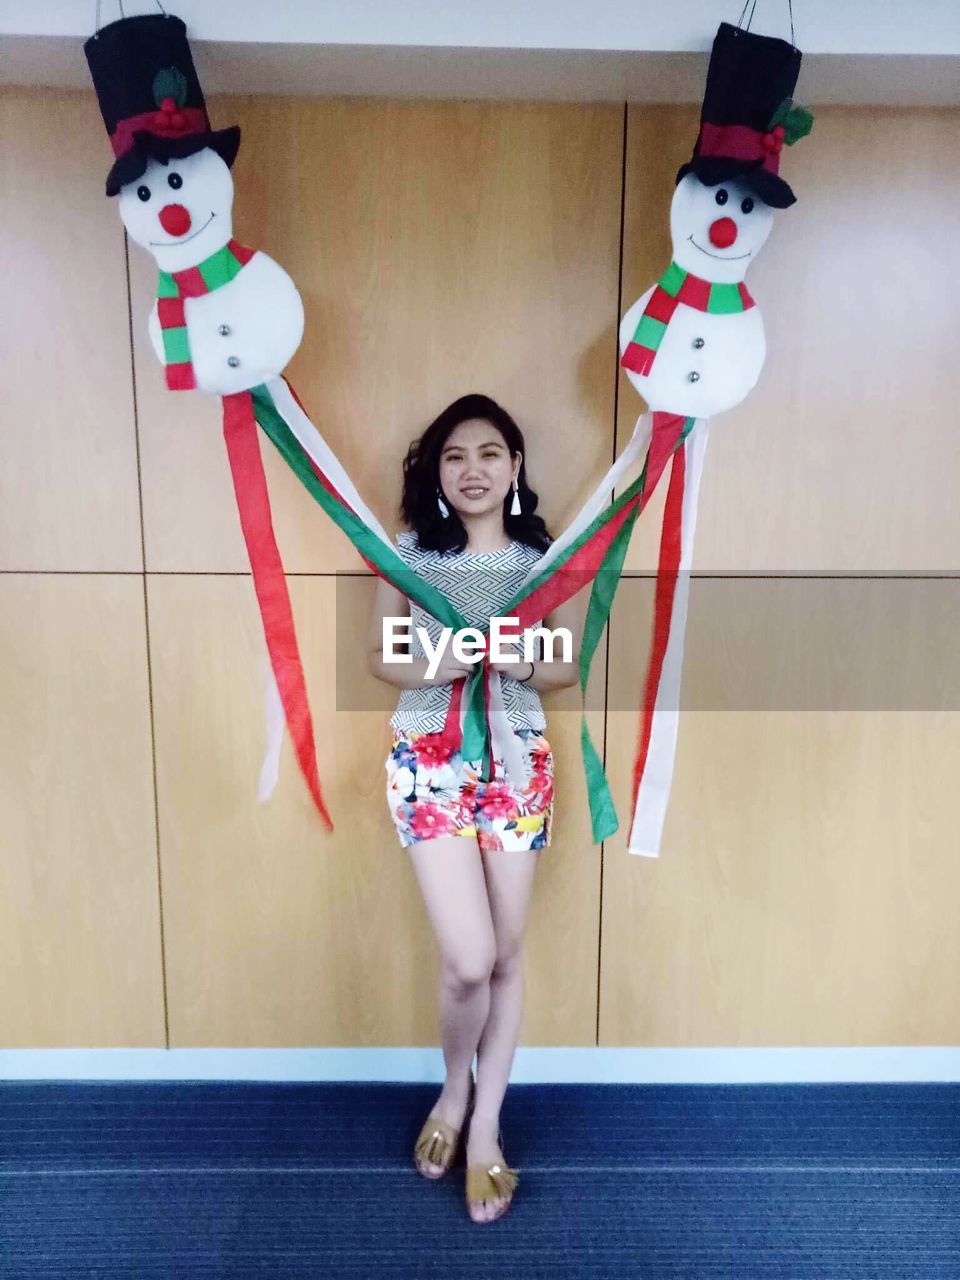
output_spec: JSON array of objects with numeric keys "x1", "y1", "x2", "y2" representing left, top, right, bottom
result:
[
  {"x1": 442, "y1": 946, "x2": 496, "y2": 993},
  {"x1": 491, "y1": 940, "x2": 524, "y2": 980}
]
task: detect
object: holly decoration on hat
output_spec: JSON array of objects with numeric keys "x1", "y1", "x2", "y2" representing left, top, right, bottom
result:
[{"x1": 768, "y1": 96, "x2": 815, "y2": 146}]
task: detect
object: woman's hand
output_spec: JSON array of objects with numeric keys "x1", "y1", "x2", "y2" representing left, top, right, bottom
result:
[
  {"x1": 425, "y1": 651, "x2": 478, "y2": 686},
  {"x1": 488, "y1": 656, "x2": 535, "y2": 682}
]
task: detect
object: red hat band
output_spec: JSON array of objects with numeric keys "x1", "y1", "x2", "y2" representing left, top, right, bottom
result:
[
  {"x1": 110, "y1": 100, "x2": 209, "y2": 159},
  {"x1": 697, "y1": 122, "x2": 786, "y2": 175}
]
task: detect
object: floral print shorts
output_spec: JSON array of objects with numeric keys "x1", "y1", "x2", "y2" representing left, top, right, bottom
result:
[{"x1": 385, "y1": 728, "x2": 554, "y2": 852}]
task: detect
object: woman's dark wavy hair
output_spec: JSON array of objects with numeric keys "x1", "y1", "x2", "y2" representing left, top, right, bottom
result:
[{"x1": 400, "y1": 394, "x2": 552, "y2": 554}]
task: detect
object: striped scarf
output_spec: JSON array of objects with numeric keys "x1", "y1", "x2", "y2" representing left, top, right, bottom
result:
[
  {"x1": 620, "y1": 261, "x2": 755, "y2": 378},
  {"x1": 156, "y1": 239, "x2": 255, "y2": 391}
]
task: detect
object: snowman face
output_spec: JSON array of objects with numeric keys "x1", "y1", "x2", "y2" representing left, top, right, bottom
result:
[
  {"x1": 118, "y1": 149, "x2": 234, "y2": 273},
  {"x1": 670, "y1": 173, "x2": 774, "y2": 284}
]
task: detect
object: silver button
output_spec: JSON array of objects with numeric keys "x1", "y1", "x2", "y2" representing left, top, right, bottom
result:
[
  {"x1": 227, "y1": 356, "x2": 240, "y2": 368},
  {"x1": 218, "y1": 324, "x2": 232, "y2": 337},
  {"x1": 693, "y1": 337, "x2": 705, "y2": 349},
  {"x1": 688, "y1": 371, "x2": 700, "y2": 382}
]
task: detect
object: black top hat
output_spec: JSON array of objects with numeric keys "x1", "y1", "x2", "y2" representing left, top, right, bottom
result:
[
  {"x1": 84, "y1": 13, "x2": 240, "y2": 197},
  {"x1": 676, "y1": 21, "x2": 812, "y2": 208}
]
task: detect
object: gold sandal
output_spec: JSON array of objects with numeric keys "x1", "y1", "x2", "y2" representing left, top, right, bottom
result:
[
  {"x1": 465, "y1": 1127, "x2": 519, "y2": 1222},
  {"x1": 413, "y1": 1076, "x2": 475, "y2": 1179}
]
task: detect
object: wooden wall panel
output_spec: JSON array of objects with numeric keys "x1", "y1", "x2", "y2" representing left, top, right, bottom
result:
[
  {"x1": 132, "y1": 97, "x2": 623, "y2": 572},
  {"x1": 0, "y1": 88, "x2": 142, "y2": 572},
  {"x1": 619, "y1": 106, "x2": 960, "y2": 573},
  {"x1": 0, "y1": 575, "x2": 163, "y2": 1046},
  {"x1": 149, "y1": 574, "x2": 604, "y2": 1046},
  {"x1": 599, "y1": 703, "x2": 960, "y2": 1046}
]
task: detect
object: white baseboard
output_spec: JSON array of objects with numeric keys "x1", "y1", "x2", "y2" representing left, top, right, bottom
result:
[{"x1": 1, "y1": 1046, "x2": 958, "y2": 1083}]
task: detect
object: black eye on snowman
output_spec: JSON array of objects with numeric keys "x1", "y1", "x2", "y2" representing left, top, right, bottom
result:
[
  {"x1": 741, "y1": 197, "x2": 755, "y2": 214},
  {"x1": 168, "y1": 172, "x2": 183, "y2": 190},
  {"x1": 715, "y1": 188, "x2": 729, "y2": 206},
  {"x1": 137, "y1": 185, "x2": 151, "y2": 202}
]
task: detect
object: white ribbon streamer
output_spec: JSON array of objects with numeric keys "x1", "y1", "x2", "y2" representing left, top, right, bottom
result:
[
  {"x1": 265, "y1": 376, "x2": 396, "y2": 552},
  {"x1": 517, "y1": 413, "x2": 653, "y2": 590},
  {"x1": 628, "y1": 418, "x2": 710, "y2": 857},
  {"x1": 257, "y1": 660, "x2": 284, "y2": 802}
]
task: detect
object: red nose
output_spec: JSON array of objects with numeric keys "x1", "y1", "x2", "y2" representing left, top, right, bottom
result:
[
  {"x1": 709, "y1": 217, "x2": 738, "y2": 249},
  {"x1": 158, "y1": 204, "x2": 191, "y2": 237}
]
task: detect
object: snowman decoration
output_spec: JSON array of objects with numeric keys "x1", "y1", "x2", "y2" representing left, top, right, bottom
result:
[
  {"x1": 126, "y1": 146, "x2": 303, "y2": 395},
  {"x1": 85, "y1": 14, "x2": 302, "y2": 396},
  {"x1": 85, "y1": 12, "x2": 332, "y2": 827},
  {"x1": 618, "y1": 172, "x2": 773, "y2": 419},
  {"x1": 615, "y1": 21, "x2": 813, "y2": 858}
]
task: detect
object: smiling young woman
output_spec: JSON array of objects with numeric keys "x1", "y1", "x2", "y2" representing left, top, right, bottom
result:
[{"x1": 367, "y1": 393, "x2": 583, "y2": 1223}]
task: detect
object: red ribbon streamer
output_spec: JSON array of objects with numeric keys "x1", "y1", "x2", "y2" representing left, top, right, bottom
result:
[
  {"x1": 632, "y1": 432, "x2": 687, "y2": 807},
  {"x1": 511, "y1": 411, "x2": 688, "y2": 632},
  {"x1": 222, "y1": 389, "x2": 333, "y2": 829}
]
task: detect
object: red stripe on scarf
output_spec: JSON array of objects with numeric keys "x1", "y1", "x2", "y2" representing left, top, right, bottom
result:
[
  {"x1": 157, "y1": 297, "x2": 186, "y2": 327},
  {"x1": 230, "y1": 239, "x2": 255, "y2": 266},
  {"x1": 222, "y1": 389, "x2": 333, "y2": 829},
  {"x1": 620, "y1": 342, "x2": 656, "y2": 376},
  {"x1": 677, "y1": 273, "x2": 711, "y2": 309},
  {"x1": 165, "y1": 362, "x2": 195, "y2": 391},
  {"x1": 171, "y1": 264, "x2": 207, "y2": 298},
  {"x1": 644, "y1": 287, "x2": 679, "y2": 325}
]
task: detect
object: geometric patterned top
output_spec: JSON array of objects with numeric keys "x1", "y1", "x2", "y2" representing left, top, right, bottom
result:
[{"x1": 389, "y1": 530, "x2": 548, "y2": 734}]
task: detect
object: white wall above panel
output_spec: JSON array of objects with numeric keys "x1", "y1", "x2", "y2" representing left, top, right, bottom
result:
[
  {"x1": 3, "y1": 36, "x2": 959, "y2": 106},
  {"x1": 2, "y1": 0, "x2": 959, "y2": 56}
]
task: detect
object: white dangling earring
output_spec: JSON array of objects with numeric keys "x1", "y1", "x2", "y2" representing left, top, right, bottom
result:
[
  {"x1": 510, "y1": 479, "x2": 521, "y2": 516},
  {"x1": 437, "y1": 490, "x2": 450, "y2": 518}
]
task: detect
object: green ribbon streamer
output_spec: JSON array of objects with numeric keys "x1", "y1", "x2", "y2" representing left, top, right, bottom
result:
[{"x1": 577, "y1": 474, "x2": 646, "y2": 841}]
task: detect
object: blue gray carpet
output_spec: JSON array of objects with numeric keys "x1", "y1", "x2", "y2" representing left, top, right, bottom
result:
[{"x1": 1, "y1": 1081, "x2": 957, "y2": 1277}]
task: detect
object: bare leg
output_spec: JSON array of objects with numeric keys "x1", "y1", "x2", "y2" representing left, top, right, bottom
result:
[
  {"x1": 405, "y1": 833, "x2": 496, "y2": 1175},
  {"x1": 467, "y1": 846, "x2": 541, "y2": 1221}
]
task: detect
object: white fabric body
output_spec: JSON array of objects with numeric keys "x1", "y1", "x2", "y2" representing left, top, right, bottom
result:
[
  {"x1": 619, "y1": 287, "x2": 765, "y2": 417},
  {"x1": 146, "y1": 253, "x2": 304, "y2": 395},
  {"x1": 628, "y1": 418, "x2": 710, "y2": 857}
]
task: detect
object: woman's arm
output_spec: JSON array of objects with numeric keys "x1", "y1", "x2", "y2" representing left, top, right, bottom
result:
[
  {"x1": 366, "y1": 574, "x2": 474, "y2": 689},
  {"x1": 488, "y1": 583, "x2": 590, "y2": 693}
]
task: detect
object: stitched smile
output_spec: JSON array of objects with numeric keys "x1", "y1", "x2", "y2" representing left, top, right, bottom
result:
[
  {"x1": 688, "y1": 234, "x2": 753, "y2": 261},
  {"x1": 149, "y1": 211, "x2": 215, "y2": 247}
]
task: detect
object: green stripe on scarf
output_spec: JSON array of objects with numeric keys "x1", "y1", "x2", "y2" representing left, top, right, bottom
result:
[
  {"x1": 199, "y1": 243, "x2": 247, "y2": 291},
  {"x1": 161, "y1": 326, "x2": 190, "y2": 364},
  {"x1": 708, "y1": 282, "x2": 745, "y2": 313},
  {"x1": 659, "y1": 260, "x2": 686, "y2": 298}
]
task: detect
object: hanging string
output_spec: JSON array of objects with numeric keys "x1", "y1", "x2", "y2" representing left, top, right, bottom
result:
[
  {"x1": 94, "y1": 0, "x2": 167, "y2": 33},
  {"x1": 735, "y1": 0, "x2": 798, "y2": 46},
  {"x1": 735, "y1": 0, "x2": 759, "y2": 32}
]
